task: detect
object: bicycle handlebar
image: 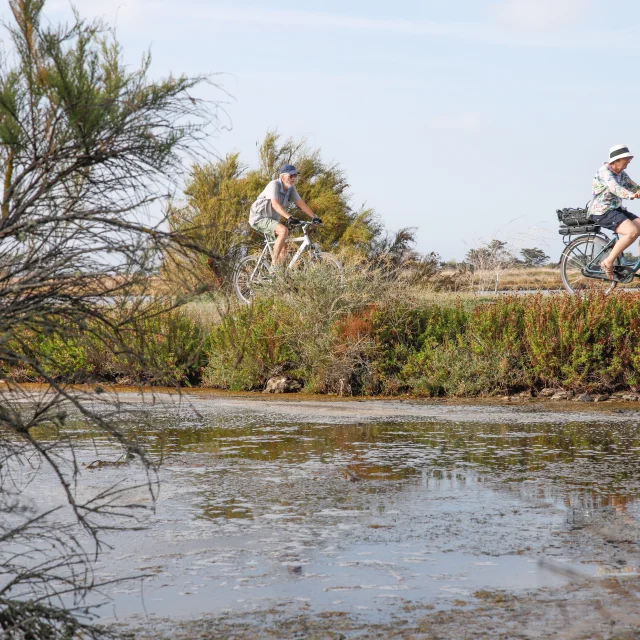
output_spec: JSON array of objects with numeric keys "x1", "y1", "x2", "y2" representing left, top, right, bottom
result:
[{"x1": 288, "y1": 219, "x2": 322, "y2": 228}]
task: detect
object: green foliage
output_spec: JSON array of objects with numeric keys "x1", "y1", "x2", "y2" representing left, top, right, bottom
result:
[
  {"x1": 203, "y1": 290, "x2": 640, "y2": 397},
  {"x1": 3, "y1": 305, "x2": 210, "y2": 386},
  {"x1": 368, "y1": 303, "x2": 469, "y2": 393},
  {"x1": 11, "y1": 290, "x2": 640, "y2": 398},
  {"x1": 400, "y1": 294, "x2": 640, "y2": 396},
  {"x1": 1, "y1": 0, "x2": 206, "y2": 205},
  {"x1": 519, "y1": 247, "x2": 550, "y2": 267},
  {"x1": 204, "y1": 262, "x2": 388, "y2": 393},
  {"x1": 168, "y1": 153, "x2": 261, "y2": 264},
  {"x1": 117, "y1": 306, "x2": 211, "y2": 385},
  {"x1": 204, "y1": 299, "x2": 298, "y2": 390}
]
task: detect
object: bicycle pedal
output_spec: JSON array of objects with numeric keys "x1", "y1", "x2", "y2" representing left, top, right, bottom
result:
[{"x1": 613, "y1": 266, "x2": 635, "y2": 284}]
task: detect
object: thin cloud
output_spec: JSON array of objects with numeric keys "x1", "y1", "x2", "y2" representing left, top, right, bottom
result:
[
  {"x1": 156, "y1": 4, "x2": 638, "y2": 51},
  {"x1": 491, "y1": 0, "x2": 592, "y2": 30},
  {"x1": 43, "y1": 1, "x2": 638, "y2": 51},
  {"x1": 47, "y1": 0, "x2": 145, "y2": 26},
  {"x1": 151, "y1": 4, "x2": 492, "y2": 41}
]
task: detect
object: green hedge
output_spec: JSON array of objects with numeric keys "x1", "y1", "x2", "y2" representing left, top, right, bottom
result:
[
  {"x1": 203, "y1": 293, "x2": 640, "y2": 396},
  {"x1": 6, "y1": 293, "x2": 640, "y2": 396}
]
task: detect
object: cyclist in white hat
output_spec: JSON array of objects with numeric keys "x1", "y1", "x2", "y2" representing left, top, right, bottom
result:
[{"x1": 588, "y1": 144, "x2": 640, "y2": 279}]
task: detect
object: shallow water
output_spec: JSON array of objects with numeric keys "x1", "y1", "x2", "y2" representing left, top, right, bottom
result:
[{"x1": 23, "y1": 394, "x2": 640, "y2": 625}]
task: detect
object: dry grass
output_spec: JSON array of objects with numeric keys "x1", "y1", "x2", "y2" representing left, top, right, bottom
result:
[
  {"x1": 461, "y1": 266, "x2": 640, "y2": 292},
  {"x1": 485, "y1": 267, "x2": 561, "y2": 290},
  {"x1": 457, "y1": 267, "x2": 561, "y2": 292}
]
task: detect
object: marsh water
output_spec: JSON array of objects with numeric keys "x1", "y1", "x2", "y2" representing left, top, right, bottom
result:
[{"x1": 24, "y1": 393, "x2": 640, "y2": 635}]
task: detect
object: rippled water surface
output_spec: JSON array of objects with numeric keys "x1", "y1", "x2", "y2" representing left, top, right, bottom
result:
[{"x1": 31, "y1": 394, "x2": 640, "y2": 624}]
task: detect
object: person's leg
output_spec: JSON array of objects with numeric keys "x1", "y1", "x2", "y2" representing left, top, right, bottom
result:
[
  {"x1": 631, "y1": 218, "x2": 640, "y2": 257},
  {"x1": 601, "y1": 219, "x2": 640, "y2": 277},
  {"x1": 272, "y1": 223, "x2": 289, "y2": 265},
  {"x1": 252, "y1": 219, "x2": 281, "y2": 266}
]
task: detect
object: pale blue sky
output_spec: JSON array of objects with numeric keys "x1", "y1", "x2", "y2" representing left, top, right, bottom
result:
[{"x1": 8, "y1": 0, "x2": 640, "y2": 259}]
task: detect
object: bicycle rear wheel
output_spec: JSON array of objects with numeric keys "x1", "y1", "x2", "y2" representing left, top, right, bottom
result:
[
  {"x1": 233, "y1": 255, "x2": 272, "y2": 304},
  {"x1": 560, "y1": 235, "x2": 617, "y2": 294}
]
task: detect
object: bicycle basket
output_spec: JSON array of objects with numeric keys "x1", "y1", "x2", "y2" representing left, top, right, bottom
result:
[{"x1": 557, "y1": 207, "x2": 590, "y2": 227}]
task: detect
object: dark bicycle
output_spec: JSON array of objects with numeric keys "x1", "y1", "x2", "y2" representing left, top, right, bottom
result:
[{"x1": 558, "y1": 205, "x2": 640, "y2": 294}]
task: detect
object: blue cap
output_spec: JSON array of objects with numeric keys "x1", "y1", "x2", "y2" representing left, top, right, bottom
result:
[{"x1": 279, "y1": 164, "x2": 298, "y2": 176}]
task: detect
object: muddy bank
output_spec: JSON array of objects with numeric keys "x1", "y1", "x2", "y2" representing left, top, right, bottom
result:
[
  {"x1": 129, "y1": 573, "x2": 640, "y2": 639},
  {"x1": 9, "y1": 380, "x2": 640, "y2": 406},
  {"x1": 22, "y1": 391, "x2": 640, "y2": 639},
  {"x1": 14, "y1": 380, "x2": 640, "y2": 408}
]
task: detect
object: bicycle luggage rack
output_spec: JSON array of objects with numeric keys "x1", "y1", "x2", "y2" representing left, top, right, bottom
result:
[
  {"x1": 557, "y1": 206, "x2": 601, "y2": 245},
  {"x1": 558, "y1": 223, "x2": 601, "y2": 244}
]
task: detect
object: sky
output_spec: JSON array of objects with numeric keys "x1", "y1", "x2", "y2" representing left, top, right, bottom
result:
[{"x1": 5, "y1": 0, "x2": 640, "y2": 260}]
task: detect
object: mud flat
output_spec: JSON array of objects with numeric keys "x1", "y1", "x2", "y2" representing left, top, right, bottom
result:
[{"x1": 28, "y1": 392, "x2": 640, "y2": 639}]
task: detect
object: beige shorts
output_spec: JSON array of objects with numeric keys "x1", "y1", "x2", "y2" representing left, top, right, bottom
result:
[{"x1": 250, "y1": 217, "x2": 280, "y2": 241}]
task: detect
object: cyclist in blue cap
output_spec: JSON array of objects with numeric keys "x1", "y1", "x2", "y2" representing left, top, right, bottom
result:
[{"x1": 249, "y1": 164, "x2": 321, "y2": 266}]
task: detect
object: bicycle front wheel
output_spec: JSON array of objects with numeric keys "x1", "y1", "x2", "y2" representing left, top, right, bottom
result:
[
  {"x1": 309, "y1": 251, "x2": 344, "y2": 283},
  {"x1": 233, "y1": 255, "x2": 272, "y2": 304},
  {"x1": 560, "y1": 235, "x2": 617, "y2": 294}
]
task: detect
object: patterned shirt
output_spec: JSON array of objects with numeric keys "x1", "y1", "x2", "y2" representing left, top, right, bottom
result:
[{"x1": 588, "y1": 163, "x2": 640, "y2": 217}]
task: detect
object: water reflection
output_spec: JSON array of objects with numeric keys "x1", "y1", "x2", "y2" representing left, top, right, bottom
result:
[
  {"x1": 20, "y1": 397, "x2": 640, "y2": 621},
  {"x1": 43, "y1": 410, "x2": 640, "y2": 514}
]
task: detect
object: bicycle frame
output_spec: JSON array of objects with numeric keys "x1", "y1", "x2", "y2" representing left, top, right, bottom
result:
[
  {"x1": 581, "y1": 232, "x2": 640, "y2": 279},
  {"x1": 264, "y1": 222, "x2": 317, "y2": 268},
  {"x1": 245, "y1": 222, "x2": 319, "y2": 284}
]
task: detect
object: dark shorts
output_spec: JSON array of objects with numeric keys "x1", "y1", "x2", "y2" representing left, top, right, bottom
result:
[{"x1": 591, "y1": 208, "x2": 639, "y2": 232}]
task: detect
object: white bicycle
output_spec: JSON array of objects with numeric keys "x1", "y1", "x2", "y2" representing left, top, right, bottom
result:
[{"x1": 233, "y1": 220, "x2": 343, "y2": 304}]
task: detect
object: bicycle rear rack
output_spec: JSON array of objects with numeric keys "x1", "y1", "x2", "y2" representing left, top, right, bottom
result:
[{"x1": 558, "y1": 224, "x2": 603, "y2": 245}]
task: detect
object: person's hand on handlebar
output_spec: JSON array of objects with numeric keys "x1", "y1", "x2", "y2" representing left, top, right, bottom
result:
[
  {"x1": 312, "y1": 216, "x2": 323, "y2": 224},
  {"x1": 288, "y1": 216, "x2": 301, "y2": 225}
]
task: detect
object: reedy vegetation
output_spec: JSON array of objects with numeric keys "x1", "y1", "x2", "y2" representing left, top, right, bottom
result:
[{"x1": 203, "y1": 282, "x2": 640, "y2": 397}]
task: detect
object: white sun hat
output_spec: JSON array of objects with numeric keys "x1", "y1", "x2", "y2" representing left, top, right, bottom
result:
[{"x1": 609, "y1": 144, "x2": 634, "y2": 163}]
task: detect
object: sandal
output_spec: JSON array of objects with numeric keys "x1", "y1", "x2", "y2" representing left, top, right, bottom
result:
[{"x1": 599, "y1": 261, "x2": 614, "y2": 280}]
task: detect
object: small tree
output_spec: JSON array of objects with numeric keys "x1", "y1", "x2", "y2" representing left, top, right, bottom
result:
[
  {"x1": 520, "y1": 247, "x2": 550, "y2": 268},
  {"x1": 0, "y1": 1, "x2": 218, "y2": 636},
  {"x1": 465, "y1": 239, "x2": 515, "y2": 292},
  {"x1": 466, "y1": 240, "x2": 514, "y2": 270}
]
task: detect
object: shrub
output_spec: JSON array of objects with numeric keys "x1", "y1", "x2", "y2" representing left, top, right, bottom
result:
[
  {"x1": 203, "y1": 299, "x2": 298, "y2": 390},
  {"x1": 1, "y1": 304, "x2": 210, "y2": 386},
  {"x1": 203, "y1": 290, "x2": 640, "y2": 397}
]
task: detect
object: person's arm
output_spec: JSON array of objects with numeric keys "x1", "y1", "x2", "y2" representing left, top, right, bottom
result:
[
  {"x1": 620, "y1": 172, "x2": 640, "y2": 199},
  {"x1": 603, "y1": 169, "x2": 637, "y2": 200},
  {"x1": 270, "y1": 198, "x2": 294, "y2": 219},
  {"x1": 294, "y1": 198, "x2": 315, "y2": 218}
]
